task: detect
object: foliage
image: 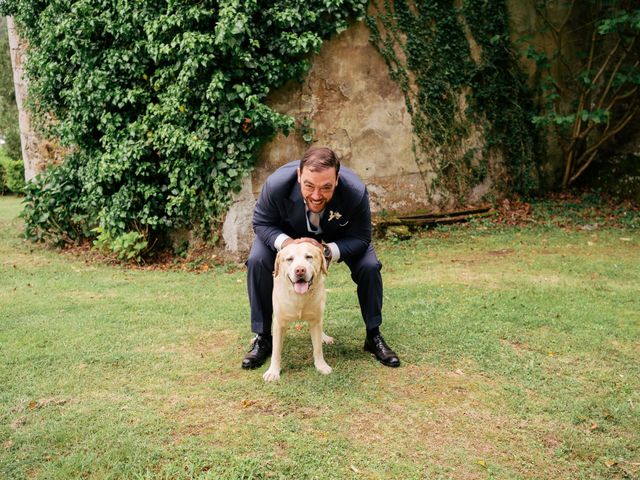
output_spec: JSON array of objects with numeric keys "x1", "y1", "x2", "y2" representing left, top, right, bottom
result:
[
  {"x1": 21, "y1": 155, "x2": 94, "y2": 245},
  {"x1": 93, "y1": 226, "x2": 149, "y2": 262},
  {"x1": 522, "y1": 0, "x2": 640, "y2": 187},
  {"x1": 0, "y1": 146, "x2": 24, "y2": 193},
  {"x1": 0, "y1": 18, "x2": 21, "y2": 162},
  {"x1": 366, "y1": 0, "x2": 541, "y2": 204},
  {"x1": 0, "y1": 0, "x2": 367, "y2": 253}
]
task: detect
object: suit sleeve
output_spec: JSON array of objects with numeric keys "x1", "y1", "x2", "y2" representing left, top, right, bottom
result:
[
  {"x1": 333, "y1": 188, "x2": 372, "y2": 261},
  {"x1": 252, "y1": 178, "x2": 286, "y2": 250}
]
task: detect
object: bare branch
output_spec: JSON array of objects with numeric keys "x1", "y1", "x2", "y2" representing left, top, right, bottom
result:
[
  {"x1": 605, "y1": 85, "x2": 639, "y2": 112},
  {"x1": 591, "y1": 38, "x2": 621, "y2": 87},
  {"x1": 569, "y1": 150, "x2": 598, "y2": 185},
  {"x1": 569, "y1": 105, "x2": 639, "y2": 183}
]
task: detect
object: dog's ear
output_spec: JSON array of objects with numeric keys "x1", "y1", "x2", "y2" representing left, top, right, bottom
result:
[
  {"x1": 273, "y1": 250, "x2": 282, "y2": 278},
  {"x1": 319, "y1": 248, "x2": 328, "y2": 275}
]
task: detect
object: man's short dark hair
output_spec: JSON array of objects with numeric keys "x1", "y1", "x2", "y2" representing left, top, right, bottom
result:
[{"x1": 300, "y1": 146, "x2": 341, "y2": 174}]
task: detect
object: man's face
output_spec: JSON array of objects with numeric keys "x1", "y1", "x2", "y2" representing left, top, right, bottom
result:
[{"x1": 297, "y1": 166, "x2": 339, "y2": 213}]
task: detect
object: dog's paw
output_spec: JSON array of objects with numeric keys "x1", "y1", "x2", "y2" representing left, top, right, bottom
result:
[
  {"x1": 315, "y1": 361, "x2": 332, "y2": 375},
  {"x1": 263, "y1": 369, "x2": 281, "y2": 382},
  {"x1": 321, "y1": 333, "x2": 335, "y2": 345}
]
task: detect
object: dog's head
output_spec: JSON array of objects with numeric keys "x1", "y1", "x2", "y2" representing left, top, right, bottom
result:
[{"x1": 274, "y1": 242, "x2": 327, "y2": 294}]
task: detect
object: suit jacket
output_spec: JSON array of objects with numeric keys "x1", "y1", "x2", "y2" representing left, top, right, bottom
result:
[{"x1": 253, "y1": 160, "x2": 372, "y2": 261}]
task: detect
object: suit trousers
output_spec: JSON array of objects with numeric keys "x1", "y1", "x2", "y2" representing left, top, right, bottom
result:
[{"x1": 246, "y1": 239, "x2": 383, "y2": 335}]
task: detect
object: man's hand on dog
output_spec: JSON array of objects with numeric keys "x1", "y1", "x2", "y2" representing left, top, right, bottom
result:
[{"x1": 282, "y1": 237, "x2": 323, "y2": 251}]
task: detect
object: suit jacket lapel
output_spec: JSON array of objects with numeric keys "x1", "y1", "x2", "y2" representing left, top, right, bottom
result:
[
  {"x1": 320, "y1": 192, "x2": 343, "y2": 235},
  {"x1": 287, "y1": 184, "x2": 308, "y2": 235}
]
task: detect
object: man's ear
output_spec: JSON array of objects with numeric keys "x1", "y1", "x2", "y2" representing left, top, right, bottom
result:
[
  {"x1": 273, "y1": 250, "x2": 282, "y2": 278},
  {"x1": 297, "y1": 167, "x2": 301, "y2": 184}
]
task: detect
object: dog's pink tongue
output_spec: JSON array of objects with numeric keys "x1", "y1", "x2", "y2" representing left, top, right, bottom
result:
[{"x1": 294, "y1": 281, "x2": 309, "y2": 294}]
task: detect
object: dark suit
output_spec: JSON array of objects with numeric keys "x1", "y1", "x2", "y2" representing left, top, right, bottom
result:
[{"x1": 247, "y1": 160, "x2": 383, "y2": 334}]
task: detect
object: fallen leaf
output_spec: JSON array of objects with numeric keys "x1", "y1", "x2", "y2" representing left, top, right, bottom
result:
[
  {"x1": 604, "y1": 459, "x2": 617, "y2": 468},
  {"x1": 241, "y1": 399, "x2": 256, "y2": 409},
  {"x1": 350, "y1": 465, "x2": 361, "y2": 473},
  {"x1": 28, "y1": 400, "x2": 38, "y2": 410},
  {"x1": 477, "y1": 460, "x2": 487, "y2": 468},
  {"x1": 620, "y1": 238, "x2": 632, "y2": 242},
  {"x1": 589, "y1": 422, "x2": 598, "y2": 431}
]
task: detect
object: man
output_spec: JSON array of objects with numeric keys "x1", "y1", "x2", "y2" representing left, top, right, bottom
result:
[{"x1": 243, "y1": 146, "x2": 400, "y2": 369}]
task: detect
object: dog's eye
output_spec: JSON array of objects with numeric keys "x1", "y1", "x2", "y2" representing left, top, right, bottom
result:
[
  {"x1": 285, "y1": 256, "x2": 293, "y2": 262},
  {"x1": 305, "y1": 254, "x2": 313, "y2": 260}
]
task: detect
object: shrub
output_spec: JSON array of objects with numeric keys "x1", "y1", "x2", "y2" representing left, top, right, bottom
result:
[
  {"x1": 0, "y1": 146, "x2": 25, "y2": 194},
  {"x1": 1, "y1": 0, "x2": 367, "y2": 253}
]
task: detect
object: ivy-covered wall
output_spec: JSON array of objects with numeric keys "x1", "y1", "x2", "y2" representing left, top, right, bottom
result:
[
  {"x1": 2, "y1": 0, "x2": 370, "y2": 258},
  {"x1": 221, "y1": 1, "x2": 543, "y2": 251},
  {"x1": 4, "y1": 0, "x2": 555, "y2": 255}
]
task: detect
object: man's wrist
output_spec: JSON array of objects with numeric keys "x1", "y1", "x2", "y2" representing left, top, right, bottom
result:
[
  {"x1": 274, "y1": 233, "x2": 291, "y2": 251},
  {"x1": 326, "y1": 242, "x2": 340, "y2": 262}
]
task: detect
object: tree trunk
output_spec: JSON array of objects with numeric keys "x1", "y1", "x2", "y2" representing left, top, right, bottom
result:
[{"x1": 6, "y1": 16, "x2": 42, "y2": 181}]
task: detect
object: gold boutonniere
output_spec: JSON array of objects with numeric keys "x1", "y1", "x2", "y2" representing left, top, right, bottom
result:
[{"x1": 328, "y1": 210, "x2": 342, "y2": 221}]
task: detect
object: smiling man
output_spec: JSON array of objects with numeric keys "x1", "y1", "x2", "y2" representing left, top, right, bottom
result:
[{"x1": 243, "y1": 146, "x2": 401, "y2": 370}]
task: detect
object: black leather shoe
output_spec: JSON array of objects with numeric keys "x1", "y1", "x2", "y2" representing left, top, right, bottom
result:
[
  {"x1": 364, "y1": 334, "x2": 400, "y2": 367},
  {"x1": 241, "y1": 334, "x2": 272, "y2": 369}
]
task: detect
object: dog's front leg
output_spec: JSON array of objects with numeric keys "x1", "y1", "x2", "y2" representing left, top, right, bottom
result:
[
  {"x1": 263, "y1": 322, "x2": 285, "y2": 382},
  {"x1": 310, "y1": 322, "x2": 332, "y2": 375}
]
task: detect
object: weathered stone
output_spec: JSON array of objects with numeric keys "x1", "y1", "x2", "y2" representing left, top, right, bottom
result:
[
  {"x1": 221, "y1": 175, "x2": 256, "y2": 254},
  {"x1": 252, "y1": 21, "x2": 423, "y2": 211}
]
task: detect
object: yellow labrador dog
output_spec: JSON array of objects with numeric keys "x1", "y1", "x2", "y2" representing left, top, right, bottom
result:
[{"x1": 263, "y1": 242, "x2": 334, "y2": 382}]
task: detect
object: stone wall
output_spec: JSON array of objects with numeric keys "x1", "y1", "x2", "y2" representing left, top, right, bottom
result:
[
  {"x1": 222, "y1": 20, "x2": 435, "y2": 254},
  {"x1": 221, "y1": 0, "x2": 578, "y2": 254},
  {"x1": 255, "y1": 21, "x2": 424, "y2": 214},
  {"x1": 9, "y1": 3, "x2": 594, "y2": 255}
]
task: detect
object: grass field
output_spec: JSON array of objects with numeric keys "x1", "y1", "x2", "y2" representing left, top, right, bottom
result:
[{"x1": 1, "y1": 195, "x2": 639, "y2": 479}]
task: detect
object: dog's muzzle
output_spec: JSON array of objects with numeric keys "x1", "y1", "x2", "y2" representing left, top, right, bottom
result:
[{"x1": 290, "y1": 275, "x2": 313, "y2": 294}]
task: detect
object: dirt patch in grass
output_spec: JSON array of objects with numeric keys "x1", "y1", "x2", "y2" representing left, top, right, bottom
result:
[
  {"x1": 140, "y1": 329, "x2": 240, "y2": 358},
  {"x1": 338, "y1": 364, "x2": 583, "y2": 479},
  {"x1": 500, "y1": 338, "x2": 536, "y2": 353}
]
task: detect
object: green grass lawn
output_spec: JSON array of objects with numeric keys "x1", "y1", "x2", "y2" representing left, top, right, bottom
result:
[{"x1": 1, "y1": 195, "x2": 639, "y2": 479}]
